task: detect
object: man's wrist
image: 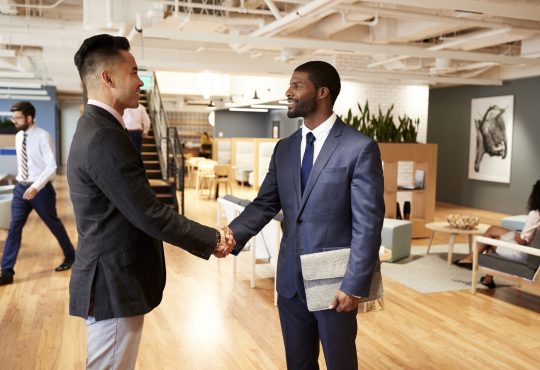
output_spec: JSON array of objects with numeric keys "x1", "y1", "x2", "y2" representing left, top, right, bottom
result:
[{"x1": 215, "y1": 229, "x2": 224, "y2": 247}]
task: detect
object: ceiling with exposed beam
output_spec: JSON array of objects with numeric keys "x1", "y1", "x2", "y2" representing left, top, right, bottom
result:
[{"x1": 1, "y1": 0, "x2": 539, "y2": 95}]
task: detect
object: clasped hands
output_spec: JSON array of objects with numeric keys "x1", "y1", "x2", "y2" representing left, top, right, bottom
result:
[{"x1": 213, "y1": 226, "x2": 236, "y2": 258}]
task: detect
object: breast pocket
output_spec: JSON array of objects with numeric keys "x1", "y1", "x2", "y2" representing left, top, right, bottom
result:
[{"x1": 319, "y1": 166, "x2": 347, "y2": 184}]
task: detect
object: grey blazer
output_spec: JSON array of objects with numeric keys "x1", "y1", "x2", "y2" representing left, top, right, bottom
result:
[
  {"x1": 67, "y1": 104, "x2": 216, "y2": 320},
  {"x1": 230, "y1": 118, "x2": 385, "y2": 299}
]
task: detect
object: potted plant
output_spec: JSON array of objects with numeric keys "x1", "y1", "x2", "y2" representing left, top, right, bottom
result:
[
  {"x1": 341, "y1": 101, "x2": 419, "y2": 143},
  {"x1": 398, "y1": 115, "x2": 419, "y2": 143},
  {"x1": 0, "y1": 115, "x2": 17, "y2": 135}
]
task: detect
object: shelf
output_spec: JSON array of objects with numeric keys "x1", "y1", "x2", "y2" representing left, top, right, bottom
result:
[{"x1": 379, "y1": 143, "x2": 437, "y2": 239}]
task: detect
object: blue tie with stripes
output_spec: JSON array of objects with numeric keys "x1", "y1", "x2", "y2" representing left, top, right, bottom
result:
[{"x1": 301, "y1": 132, "x2": 315, "y2": 195}]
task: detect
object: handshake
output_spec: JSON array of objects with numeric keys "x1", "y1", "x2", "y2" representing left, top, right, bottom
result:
[{"x1": 213, "y1": 226, "x2": 236, "y2": 258}]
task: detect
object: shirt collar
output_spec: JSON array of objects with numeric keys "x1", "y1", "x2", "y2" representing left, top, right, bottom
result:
[
  {"x1": 302, "y1": 112, "x2": 336, "y2": 140},
  {"x1": 23, "y1": 123, "x2": 37, "y2": 135},
  {"x1": 87, "y1": 99, "x2": 125, "y2": 127}
]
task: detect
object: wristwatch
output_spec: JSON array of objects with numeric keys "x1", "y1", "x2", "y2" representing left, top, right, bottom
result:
[{"x1": 216, "y1": 229, "x2": 222, "y2": 246}]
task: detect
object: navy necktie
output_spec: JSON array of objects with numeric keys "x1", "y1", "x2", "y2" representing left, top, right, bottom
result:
[{"x1": 301, "y1": 132, "x2": 315, "y2": 194}]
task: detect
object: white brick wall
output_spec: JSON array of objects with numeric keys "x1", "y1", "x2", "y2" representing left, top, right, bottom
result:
[{"x1": 333, "y1": 54, "x2": 429, "y2": 144}]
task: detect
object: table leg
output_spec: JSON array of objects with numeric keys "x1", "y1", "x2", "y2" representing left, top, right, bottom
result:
[
  {"x1": 426, "y1": 230, "x2": 435, "y2": 255},
  {"x1": 448, "y1": 233, "x2": 457, "y2": 265},
  {"x1": 468, "y1": 234, "x2": 473, "y2": 253}
]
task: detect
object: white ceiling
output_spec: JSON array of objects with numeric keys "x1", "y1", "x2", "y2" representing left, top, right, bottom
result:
[{"x1": 1, "y1": 0, "x2": 540, "y2": 96}]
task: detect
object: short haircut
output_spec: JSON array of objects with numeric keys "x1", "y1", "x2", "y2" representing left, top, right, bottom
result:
[
  {"x1": 74, "y1": 34, "x2": 131, "y2": 83},
  {"x1": 294, "y1": 61, "x2": 341, "y2": 104},
  {"x1": 10, "y1": 101, "x2": 36, "y2": 120}
]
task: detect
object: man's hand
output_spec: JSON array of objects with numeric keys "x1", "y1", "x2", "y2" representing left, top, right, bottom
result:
[
  {"x1": 222, "y1": 226, "x2": 235, "y2": 248},
  {"x1": 22, "y1": 187, "x2": 38, "y2": 200},
  {"x1": 213, "y1": 227, "x2": 236, "y2": 258},
  {"x1": 329, "y1": 290, "x2": 359, "y2": 312}
]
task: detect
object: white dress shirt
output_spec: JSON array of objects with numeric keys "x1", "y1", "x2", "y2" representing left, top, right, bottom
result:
[
  {"x1": 87, "y1": 99, "x2": 125, "y2": 127},
  {"x1": 15, "y1": 124, "x2": 57, "y2": 191},
  {"x1": 123, "y1": 104, "x2": 150, "y2": 135},
  {"x1": 300, "y1": 112, "x2": 337, "y2": 164}
]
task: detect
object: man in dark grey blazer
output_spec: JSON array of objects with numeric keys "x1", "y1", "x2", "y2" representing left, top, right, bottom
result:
[
  {"x1": 69, "y1": 34, "x2": 234, "y2": 370},
  {"x1": 226, "y1": 61, "x2": 385, "y2": 370}
]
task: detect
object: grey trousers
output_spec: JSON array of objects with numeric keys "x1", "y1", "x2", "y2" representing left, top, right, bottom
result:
[{"x1": 86, "y1": 315, "x2": 144, "y2": 370}]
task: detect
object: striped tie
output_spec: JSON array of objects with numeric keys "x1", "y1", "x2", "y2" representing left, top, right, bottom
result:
[{"x1": 21, "y1": 132, "x2": 28, "y2": 180}]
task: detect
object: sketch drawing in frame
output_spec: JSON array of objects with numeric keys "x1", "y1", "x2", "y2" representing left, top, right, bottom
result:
[{"x1": 468, "y1": 95, "x2": 514, "y2": 183}]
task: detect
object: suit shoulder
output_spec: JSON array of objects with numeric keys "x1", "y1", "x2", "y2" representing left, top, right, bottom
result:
[{"x1": 341, "y1": 124, "x2": 376, "y2": 146}]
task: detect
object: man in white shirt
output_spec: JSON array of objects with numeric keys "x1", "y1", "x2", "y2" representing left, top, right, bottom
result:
[
  {"x1": 122, "y1": 103, "x2": 150, "y2": 154},
  {"x1": 0, "y1": 101, "x2": 76, "y2": 286}
]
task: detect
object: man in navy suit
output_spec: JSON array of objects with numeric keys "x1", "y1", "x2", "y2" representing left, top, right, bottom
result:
[{"x1": 226, "y1": 61, "x2": 385, "y2": 370}]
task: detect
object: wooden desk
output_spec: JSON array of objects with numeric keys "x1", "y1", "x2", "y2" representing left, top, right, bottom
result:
[{"x1": 425, "y1": 222, "x2": 490, "y2": 265}]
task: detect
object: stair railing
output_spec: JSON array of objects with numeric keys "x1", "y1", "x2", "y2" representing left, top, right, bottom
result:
[{"x1": 145, "y1": 72, "x2": 185, "y2": 214}]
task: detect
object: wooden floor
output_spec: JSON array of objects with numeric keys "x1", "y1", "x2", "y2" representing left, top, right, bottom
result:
[{"x1": 0, "y1": 175, "x2": 539, "y2": 369}]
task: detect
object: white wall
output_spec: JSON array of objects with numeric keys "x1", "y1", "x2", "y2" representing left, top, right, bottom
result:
[
  {"x1": 156, "y1": 69, "x2": 429, "y2": 143},
  {"x1": 59, "y1": 102, "x2": 81, "y2": 165},
  {"x1": 335, "y1": 82, "x2": 429, "y2": 144}
]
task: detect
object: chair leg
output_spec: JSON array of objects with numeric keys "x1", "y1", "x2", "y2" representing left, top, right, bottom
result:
[{"x1": 472, "y1": 237, "x2": 478, "y2": 294}]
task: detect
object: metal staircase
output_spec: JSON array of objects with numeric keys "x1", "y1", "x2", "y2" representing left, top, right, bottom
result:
[
  {"x1": 139, "y1": 89, "x2": 179, "y2": 210},
  {"x1": 142, "y1": 73, "x2": 187, "y2": 214}
]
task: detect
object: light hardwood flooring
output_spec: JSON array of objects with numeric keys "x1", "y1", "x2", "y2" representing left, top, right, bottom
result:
[{"x1": 0, "y1": 175, "x2": 539, "y2": 369}]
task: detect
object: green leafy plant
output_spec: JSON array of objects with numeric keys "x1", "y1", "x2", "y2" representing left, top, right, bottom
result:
[
  {"x1": 398, "y1": 115, "x2": 419, "y2": 143},
  {"x1": 0, "y1": 116, "x2": 17, "y2": 134},
  {"x1": 341, "y1": 101, "x2": 420, "y2": 143},
  {"x1": 373, "y1": 104, "x2": 401, "y2": 142}
]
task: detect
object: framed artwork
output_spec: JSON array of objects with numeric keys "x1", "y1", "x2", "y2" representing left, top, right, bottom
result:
[{"x1": 468, "y1": 95, "x2": 514, "y2": 183}]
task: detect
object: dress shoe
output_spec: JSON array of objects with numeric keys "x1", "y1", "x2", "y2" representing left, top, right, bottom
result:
[
  {"x1": 55, "y1": 258, "x2": 74, "y2": 272},
  {"x1": 480, "y1": 275, "x2": 497, "y2": 289},
  {"x1": 452, "y1": 259, "x2": 472, "y2": 270},
  {"x1": 0, "y1": 273, "x2": 14, "y2": 286}
]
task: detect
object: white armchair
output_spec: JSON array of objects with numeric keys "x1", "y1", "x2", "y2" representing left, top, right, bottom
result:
[{"x1": 472, "y1": 235, "x2": 540, "y2": 294}]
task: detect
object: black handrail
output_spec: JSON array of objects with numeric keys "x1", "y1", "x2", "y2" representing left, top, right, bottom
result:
[
  {"x1": 167, "y1": 126, "x2": 185, "y2": 214},
  {"x1": 145, "y1": 72, "x2": 185, "y2": 214}
]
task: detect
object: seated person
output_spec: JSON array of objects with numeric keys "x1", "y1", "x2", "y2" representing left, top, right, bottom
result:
[
  {"x1": 453, "y1": 179, "x2": 540, "y2": 288},
  {"x1": 199, "y1": 132, "x2": 213, "y2": 158}
]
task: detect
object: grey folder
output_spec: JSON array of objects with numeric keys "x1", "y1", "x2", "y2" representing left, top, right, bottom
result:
[{"x1": 300, "y1": 248, "x2": 384, "y2": 312}]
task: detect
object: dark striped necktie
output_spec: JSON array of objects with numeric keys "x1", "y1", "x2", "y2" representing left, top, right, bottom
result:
[{"x1": 21, "y1": 132, "x2": 28, "y2": 180}]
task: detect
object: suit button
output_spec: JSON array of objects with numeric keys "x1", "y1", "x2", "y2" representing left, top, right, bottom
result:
[{"x1": 296, "y1": 219, "x2": 302, "y2": 225}]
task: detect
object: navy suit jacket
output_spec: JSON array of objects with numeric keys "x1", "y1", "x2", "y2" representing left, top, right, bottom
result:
[{"x1": 230, "y1": 118, "x2": 385, "y2": 299}]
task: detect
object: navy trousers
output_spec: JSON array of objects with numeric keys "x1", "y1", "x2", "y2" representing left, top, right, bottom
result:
[
  {"x1": 277, "y1": 294, "x2": 359, "y2": 370},
  {"x1": 1, "y1": 182, "x2": 75, "y2": 276}
]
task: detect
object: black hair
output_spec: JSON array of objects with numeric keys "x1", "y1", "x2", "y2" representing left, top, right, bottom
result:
[
  {"x1": 10, "y1": 101, "x2": 35, "y2": 120},
  {"x1": 74, "y1": 34, "x2": 131, "y2": 82},
  {"x1": 527, "y1": 180, "x2": 540, "y2": 212},
  {"x1": 294, "y1": 61, "x2": 341, "y2": 104}
]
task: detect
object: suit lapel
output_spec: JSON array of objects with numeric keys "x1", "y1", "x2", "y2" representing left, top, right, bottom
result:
[
  {"x1": 298, "y1": 119, "x2": 344, "y2": 214},
  {"x1": 289, "y1": 130, "x2": 302, "y2": 208},
  {"x1": 86, "y1": 104, "x2": 144, "y2": 167}
]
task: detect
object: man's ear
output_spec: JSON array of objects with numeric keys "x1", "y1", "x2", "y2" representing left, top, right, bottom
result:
[
  {"x1": 101, "y1": 70, "x2": 113, "y2": 86},
  {"x1": 317, "y1": 86, "x2": 330, "y2": 100}
]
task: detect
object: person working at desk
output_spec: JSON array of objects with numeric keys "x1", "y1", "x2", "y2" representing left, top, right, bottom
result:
[
  {"x1": 199, "y1": 131, "x2": 212, "y2": 158},
  {"x1": 0, "y1": 101, "x2": 76, "y2": 286}
]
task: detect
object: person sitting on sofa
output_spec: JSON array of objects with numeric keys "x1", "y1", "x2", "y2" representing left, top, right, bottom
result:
[{"x1": 453, "y1": 179, "x2": 540, "y2": 288}]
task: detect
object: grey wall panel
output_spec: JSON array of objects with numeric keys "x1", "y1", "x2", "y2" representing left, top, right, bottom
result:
[
  {"x1": 214, "y1": 111, "x2": 269, "y2": 138},
  {"x1": 268, "y1": 110, "x2": 302, "y2": 139},
  {"x1": 428, "y1": 76, "x2": 540, "y2": 214}
]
